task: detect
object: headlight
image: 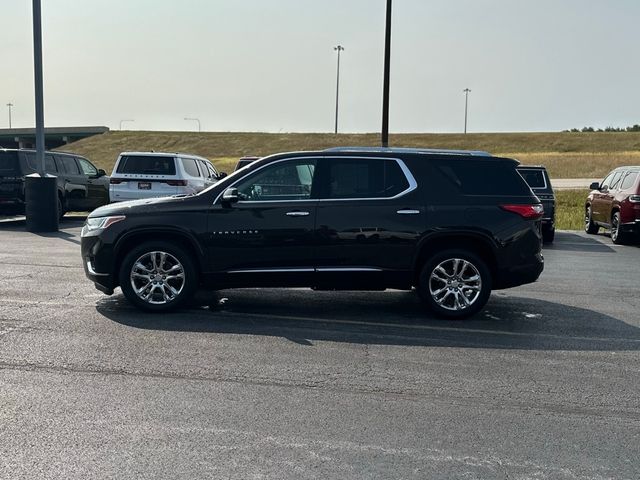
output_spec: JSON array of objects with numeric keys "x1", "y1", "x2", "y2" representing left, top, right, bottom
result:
[{"x1": 81, "y1": 215, "x2": 126, "y2": 237}]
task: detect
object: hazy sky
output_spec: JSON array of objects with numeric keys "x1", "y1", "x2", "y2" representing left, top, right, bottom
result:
[{"x1": 2, "y1": 0, "x2": 639, "y2": 133}]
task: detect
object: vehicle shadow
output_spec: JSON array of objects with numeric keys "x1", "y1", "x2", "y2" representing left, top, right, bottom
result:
[
  {"x1": 97, "y1": 289, "x2": 640, "y2": 352},
  {"x1": 545, "y1": 231, "x2": 616, "y2": 252},
  {"x1": 0, "y1": 216, "x2": 85, "y2": 245}
]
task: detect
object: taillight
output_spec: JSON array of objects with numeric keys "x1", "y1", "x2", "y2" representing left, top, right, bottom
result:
[
  {"x1": 630, "y1": 195, "x2": 640, "y2": 203},
  {"x1": 165, "y1": 180, "x2": 188, "y2": 186},
  {"x1": 500, "y1": 204, "x2": 544, "y2": 220},
  {"x1": 109, "y1": 178, "x2": 124, "y2": 184}
]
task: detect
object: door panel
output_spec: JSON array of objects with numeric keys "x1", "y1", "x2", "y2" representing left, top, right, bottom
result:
[
  {"x1": 56, "y1": 155, "x2": 89, "y2": 211},
  {"x1": 76, "y1": 157, "x2": 109, "y2": 209}
]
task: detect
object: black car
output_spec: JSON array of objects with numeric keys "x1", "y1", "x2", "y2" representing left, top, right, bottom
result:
[
  {"x1": 81, "y1": 147, "x2": 544, "y2": 319},
  {"x1": 0, "y1": 149, "x2": 109, "y2": 218},
  {"x1": 517, "y1": 165, "x2": 556, "y2": 243}
]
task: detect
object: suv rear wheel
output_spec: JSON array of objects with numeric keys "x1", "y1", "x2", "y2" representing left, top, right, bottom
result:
[
  {"x1": 417, "y1": 250, "x2": 492, "y2": 319},
  {"x1": 119, "y1": 241, "x2": 198, "y2": 311}
]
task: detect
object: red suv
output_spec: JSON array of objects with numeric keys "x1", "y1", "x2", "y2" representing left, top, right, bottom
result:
[{"x1": 585, "y1": 166, "x2": 640, "y2": 244}]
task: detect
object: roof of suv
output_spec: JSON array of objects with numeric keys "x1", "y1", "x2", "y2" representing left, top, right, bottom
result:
[
  {"x1": 119, "y1": 151, "x2": 211, "y2": 160},
  {"x1": 325, "y1": 146, "x2": 492, "y2": 156}
]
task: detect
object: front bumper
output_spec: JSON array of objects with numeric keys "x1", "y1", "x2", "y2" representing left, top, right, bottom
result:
[{"x1": 81, "y1": 236, "x2": 116, "y2": 295}]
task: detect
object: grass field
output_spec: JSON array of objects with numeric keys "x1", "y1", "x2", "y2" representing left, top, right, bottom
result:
[
  {"x1": 555, "y1": 189, "x2": 588, "y2": 231},
  {"x1": 57, "y1": 130, "x2": 640, "y2": 179}
]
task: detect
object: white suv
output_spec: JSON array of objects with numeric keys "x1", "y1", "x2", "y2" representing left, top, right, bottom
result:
[{"x1": 109, "y1": 152, "x2": 226, "y2": 202}]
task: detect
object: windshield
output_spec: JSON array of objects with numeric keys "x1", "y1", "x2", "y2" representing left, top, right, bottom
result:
[
  {"x1": 197, "y1": 157, "x2": 265, "y2": 197},
  {"x1": 0, "y1": 152, "x2": 20, "y2": 176}
]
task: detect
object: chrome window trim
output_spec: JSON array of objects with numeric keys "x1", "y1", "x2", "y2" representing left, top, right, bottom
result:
[{"x1": 213, "y1": 155, "x2": 418, "y2": 205}]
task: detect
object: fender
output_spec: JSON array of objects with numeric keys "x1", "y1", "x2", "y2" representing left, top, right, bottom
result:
[
  {"x1": 113, "y1": 226, "x2": 206, "y2": 263},
  {"x1": 412, "y1": 228, "x2": 499, "y2": 271}
]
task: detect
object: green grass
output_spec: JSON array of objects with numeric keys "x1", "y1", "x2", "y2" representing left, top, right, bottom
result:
[
  {"x1": 555, "y1": 189, "x2": 589, "y2": 231},
  {"x1": 56, "y1": 131, "x2": 640, "y2": 177}
]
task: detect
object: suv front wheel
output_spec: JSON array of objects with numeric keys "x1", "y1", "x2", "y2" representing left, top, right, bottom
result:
[
  {"x1": 417, "y1": 250, "x2": 492, "y2": 319},
  {"x1": 119, "y1": 241, "x2": 198, "y2": 311}
]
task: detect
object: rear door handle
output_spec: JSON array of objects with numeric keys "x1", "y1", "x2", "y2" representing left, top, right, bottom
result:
[
  {"x1": 286, "y1": 211, "x2": 310, "y2": 216},
  {"x1": 397, "y1": 209, "x2": 420, "y2": 215}
]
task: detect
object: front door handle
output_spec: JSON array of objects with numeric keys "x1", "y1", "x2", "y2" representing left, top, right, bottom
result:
[
  {"x1": 397, "y1": 209, "x2": 420, "y2": 215},
  {"x1": 286, "y1": 211, "x2": 310, "y2": 216}
]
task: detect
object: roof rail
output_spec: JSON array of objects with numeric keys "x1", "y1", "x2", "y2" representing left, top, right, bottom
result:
[{"x1": 324, "y1": 146, "x2": 492, "y2": 157}]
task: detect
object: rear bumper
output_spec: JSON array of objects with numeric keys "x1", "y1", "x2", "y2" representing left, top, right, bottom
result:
[{"x1": 494, "y1": 252, "x2": 544, "y2": 290}]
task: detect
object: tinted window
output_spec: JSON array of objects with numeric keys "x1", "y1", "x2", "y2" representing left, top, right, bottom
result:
[
  {"x1": 434, "y1": 159, "x2": 530, "y2": 195},
  {"x1": 44, "y1": 154, "x2": 57, "y2": 174},
  {"x1": 207, "y1": 162, "x2": 218, "y2": 177},
  {"x1": 518, "y1": 169, "x2": 546, "y2": 189},
  {"x1": 116, "y1": 155, "x2": 176, "y2": 175},
  {"x1": 620, "y1": 172, "x2": 638, "y2": 190},
  {"x1": 58, "y1": 156, "x2": 80, "y2": 175},
  {"x1": 326, "y1": 158, "x2": 410, "y2": 199},
  {"x1": 181, "y1": 158, "x2": 200, "y2": 177},
  {"x1": 77, "y1": 157, "x2": 97, "y2": 176},
  {"x1": 0, "y1": 152, "x2": 21, "y2": 175},
  {"x1": 236, "y1": 159, "x2": 316, "y2": 201}
]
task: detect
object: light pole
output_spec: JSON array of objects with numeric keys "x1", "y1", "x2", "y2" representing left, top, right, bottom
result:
[
  {"x1": 119, "y1": 119, "x2": 134, "y2": 130},
  {"x1": 6, "y1": 103, "x2": 13, "y2": 128},
  {"x1": 463, "y1": 88, "x2": 471, "y2": 134},
  {"x1": 333, "y1": 45, "x2": 344, "y2": 134},
  {"x1": 26, "y1": 0, "x2": 58, "y2": 232},
  {"x1": 381, "y1": 0, "x2": 392, "y2": 147},
  {"x1": 184, "y1": 117, "x2": 201, "y2": 132}
]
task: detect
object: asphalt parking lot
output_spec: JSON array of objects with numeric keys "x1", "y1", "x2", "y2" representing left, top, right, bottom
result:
[{"x1": 1, "y1": 219, "x2": 639, "y2": 479}]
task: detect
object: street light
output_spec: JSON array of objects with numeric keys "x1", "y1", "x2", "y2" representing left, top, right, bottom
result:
[
  {"x1": 184, "y1": 117, "x2": 201, "y2": 132},
  {"x1": 333, "y1": 45, "x2": 344, "y2": 134},
  {"x1": 381, "y1": 0, "x2": 392, "y2": 147},
  {"x1": 463, "y1": 88, "x2": 471, "y2": 134},
  {"x1": 6, "y1": 103, "x2": 13, "y2": 128},
  {"x1": 119, "y1": 119, "x2": 134, "y2": 131}
]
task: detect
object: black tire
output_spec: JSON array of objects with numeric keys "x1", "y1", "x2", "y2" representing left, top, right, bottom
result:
[
  {"x1": 417, "y1": 249, "x2": 492, "y2": 320},
  {"x1": 57, "y1": 195, "x2": 65, "y2": 221},
  {"x1": 610, "y1": 211, "x2": 628, "y2": 245},
  {"x1": 119, "y1": 241, "x2": 198, "y2": 312},
  {"x1": 584, "y1": 206, "x2": 599, "y2": 234},
  {"x1": 542, "y1": 227, "x2": 555, "y2": 244}
]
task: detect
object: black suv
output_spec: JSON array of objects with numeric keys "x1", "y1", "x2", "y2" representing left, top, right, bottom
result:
[
  {"x1": 0, "y1": 149, "x2": 109, "y2": 218},
  {"x1": 517, "y1": 165, "x2": 556, "y2": 243},
  {"x1": 81, "y1": 148, "x2": 544, "y2": 319}
]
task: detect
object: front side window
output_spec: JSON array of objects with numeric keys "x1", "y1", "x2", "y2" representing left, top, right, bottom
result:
[
  {"x1": 77, "y1": 157, "x2": 97, "y2": 176},
  {"x1": 235, "y1": 159, "x2": 316, "y2": 201},
  {"x1": 620, "y1": 172, "x2": 638, "y2": 191},
  {"x1": 181, "y1": 158, "x2": 201, "y2": 178},
  {"x1": 326, "y1": 158, "x2": 410, "y2": 199}
]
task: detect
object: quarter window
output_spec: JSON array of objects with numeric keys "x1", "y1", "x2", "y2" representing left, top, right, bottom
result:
[
  {"x1": 326, "y1": 158, "x2": 410, "y2": 199},
  {"x1": 235, "y1": 159, "x2": 316, "y2": 201},
  {"x1": 181, "y1": 158, "x2": 201, "y2": 177}
]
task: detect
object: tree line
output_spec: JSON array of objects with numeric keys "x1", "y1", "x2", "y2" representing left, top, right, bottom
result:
[{"x1": 564, "y1": 124, "x2": 640, "y2": 133}]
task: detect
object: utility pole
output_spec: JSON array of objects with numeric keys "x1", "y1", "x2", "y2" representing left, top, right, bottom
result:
[
  {"x1": 333, "y1": 45, "x2": 344, "y2": 134},
  {"x1": 6, "y1": 103, "x2": 13, "y2": 128},
  {"x1": 463, "y1": 88, "x2": 471, "y2": 134},
  {"x1": 381, "y1": 0, "x2": 392, "y2": 147},
  {"x1": 184, "y1": 117, "x2": 201, "y2": 132}
]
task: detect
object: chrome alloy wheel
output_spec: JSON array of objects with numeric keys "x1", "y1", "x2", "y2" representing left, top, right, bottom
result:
[
  {"x1": 129, "y1": 251, "x2": 185, "y2": 305},
  {"x1": 428, "y1": 258, "x2": 482, "y2": 312}
]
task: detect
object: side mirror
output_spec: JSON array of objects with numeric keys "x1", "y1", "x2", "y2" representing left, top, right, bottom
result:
[
  {"x1": 97, "y1": 169, "x2": 107, "y2": 177},
  {"x1": 218, "y1": 172, "x2": 228, "y2": 179},
  {"x1": 590, "y1": 182, "x2": 600, "y2": 191},
  {"x1": 222, "y1": 187, "x2": 239, "y2": 204}
]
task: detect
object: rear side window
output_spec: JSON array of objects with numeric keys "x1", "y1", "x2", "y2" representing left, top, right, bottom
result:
[
  {"x1": 518, "y1": 169, "x2": 546, "y2": 189},
  {"x1": 0, "y1": 152, "x2": 21, "y2": 175},
  {"x1": 434, "y1": 159, "x2": 530, "y2": 196},
  {"x1": 116, "y1": 155, "x2": 176, "y2": 175},
  {"x1": 325, "y1": 158, "x2": 410, "y2": 199},
  {"x1": 181, "y1": 158, "x2": 200, "y2": 177},
  {"x1": 58, "y1": 156, "x2": 80, "y2": 175},
  {"x1": 620, "y1": 172, "x2": 638, "y2": 190}
]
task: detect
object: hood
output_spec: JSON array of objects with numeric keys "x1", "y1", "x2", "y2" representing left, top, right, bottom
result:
[{"x1": 89, "y1": 195, "x2": 193, "y2": 218}]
